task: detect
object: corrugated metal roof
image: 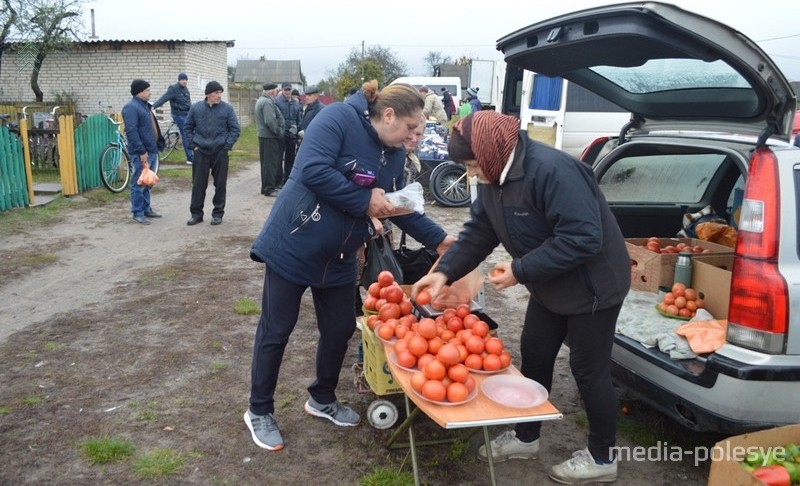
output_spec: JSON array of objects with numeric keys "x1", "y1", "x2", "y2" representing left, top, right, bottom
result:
[{"x1": 234, "y1": 59, "x2": 302, "y2": 84}]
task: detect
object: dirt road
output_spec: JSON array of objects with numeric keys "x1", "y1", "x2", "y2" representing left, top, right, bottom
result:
[{"x1": 0, "y1": 161, "x2": 713, "y2": 484}]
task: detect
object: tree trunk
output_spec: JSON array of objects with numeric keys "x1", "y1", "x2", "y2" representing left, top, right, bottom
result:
[{"x1": 31, "y1": 51, "x2": 46, "y2": 102}]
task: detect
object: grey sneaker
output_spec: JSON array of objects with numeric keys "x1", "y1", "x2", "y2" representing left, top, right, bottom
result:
[
  {"x1": 304, "y1": 397, "x2": 360, "y2": 426},
  {"x1": 477, "y1": 430, "x2": 539, "y2": 462},
  {"x1": 549, "y1": 448, "x2": 618, "y2": 484},
  {"x1": 244, "y1": 410, "x2": 284, "y2": 451}
]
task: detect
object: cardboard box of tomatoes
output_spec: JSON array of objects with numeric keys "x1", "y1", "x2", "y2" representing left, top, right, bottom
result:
[
  {"x1": 361, "y1": 315, "x2": 403, "y2": 395},
  {"x1": 626, "y1": 237, "x2": 733, "y2": 292},
  {"x1": 708, "y1": 423, "x2": 800, "y2": 485}
]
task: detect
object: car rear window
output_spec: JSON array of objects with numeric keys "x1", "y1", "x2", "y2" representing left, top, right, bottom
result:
[{"x1": 598, "y1": 154, "x2": 728, "y2": 204}]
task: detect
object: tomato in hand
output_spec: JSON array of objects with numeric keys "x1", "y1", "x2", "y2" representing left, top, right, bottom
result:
[{"x1": 415, "y1": 289, "x2": 431, "y2": 306}]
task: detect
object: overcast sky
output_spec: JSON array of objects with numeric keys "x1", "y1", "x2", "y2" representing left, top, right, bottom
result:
[{"x1": 82, "y1": 0, "x2": 800, "y2": 84}]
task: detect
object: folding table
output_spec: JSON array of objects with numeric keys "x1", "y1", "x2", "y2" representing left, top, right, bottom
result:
[{"x1": 383, "y1": 342, "x2": 563, "y2": 486}]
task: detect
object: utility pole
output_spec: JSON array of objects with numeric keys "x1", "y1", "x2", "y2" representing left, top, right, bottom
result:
[{"x1": 361, "y1": 40, "x2": 365, "y2": 83}]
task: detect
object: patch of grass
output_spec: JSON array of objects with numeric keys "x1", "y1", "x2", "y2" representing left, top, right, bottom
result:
[
  {"x1": 229, "y1": 124, "x2": 258, "y2": 163},
  {"x1": 449, "y1": 438, "x2": 468, "y2": 459},
  {"x1": 79, "y1": 436, "x2": 135, "y2": 464},
  {"x1": 0, "y1": 405, "x2": 11, "y2": 415},
  {"x1": 18, "y1": 253, "x2": 58, "y2": 268},
  {"x1": 360, "y1": 467, "x2": 415, "y2": 486},
  {"x1": 233, "y1": 298, "x2": 260, "y2": 315},
  {"x1": 139, "y1": 264, "x2": 186, "y2": 285},
  {"x1": 132, "y1": 448, "x2": 185, "y2": 478},
  {"x1": 44, "y1": 341, "x2": 61, "y2": 351},
  {"x1": 23, "y1": 396, "x2": 41, "y2": 407},
  {"x1": 0, "y1": 187, "x2": 125, "y2": 234},
  {"x1": 210, "y1": 362, "x2": 228, "y2": 374},
  {"x1": 137, "y1": 410, "x2": 157, "y2": 421}
]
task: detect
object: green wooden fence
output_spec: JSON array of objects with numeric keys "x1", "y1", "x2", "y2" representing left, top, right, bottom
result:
[
  {"x1": 75, "y1": 114, "x2": 117, "y2": 192},
  {"x1": 0, "y1": 126, "x2": 29, "y2": 211}
]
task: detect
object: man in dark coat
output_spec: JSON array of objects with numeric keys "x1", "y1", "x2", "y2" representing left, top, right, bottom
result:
[
  {"x1": 152, "y1": 72, "x2": 193, "y2": 164},
  {"x1": 184, "y1": 81, "x2": 240, "y2": 226}
]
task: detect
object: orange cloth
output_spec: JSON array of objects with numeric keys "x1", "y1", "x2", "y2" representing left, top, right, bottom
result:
[{"x1": 675, "y1": 319, "x2": 727, "y2": 354}]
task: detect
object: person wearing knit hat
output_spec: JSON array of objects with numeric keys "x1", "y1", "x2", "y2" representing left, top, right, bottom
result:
[
  {"x1": 122, "y1": 78, "x2": 164, "y2": 225},
  {"x1": 464, "y1": 87, "x2": 482, "y2": 113},
  {"x1": 130, "y1": 79, "x2": 150, "y2": 96},
  {"x1": 153, "y1": 73, "x2": 194, "y2": 164},
  {"x1": 274, "y1": 80, "x2": 301, "y2": 188},
  {"x1": 205, "y1": 80, "x2": 224, "y2": 95},
  {"x1": 184, "y1": 80, "x2": 240, "y2": 226},
  {"x1": 412, "y1": 111, "x2": 630, "y2": 482}
]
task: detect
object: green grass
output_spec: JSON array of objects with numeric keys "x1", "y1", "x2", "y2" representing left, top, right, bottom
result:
[
  {"x1": 0, "y1": 405, "x2": 11, "y2": 415},
  {"x1": 229, "y1": 124, "x2": 258, "y2": 163},
  {"x1": 233, "y1": 298, "x2": 260, "y2": 315},
  {"x1": 79, "y1": 436, "x2": 136, "y2": 464},
  {"x1": 360, "y1": 467, "x2": 415, "y2": 486},
  {"x1": 22, "y1": 396, "x2": 41, "y2": 407},
  {"x1": 132, "y1": 448, "x2": 185, "y2": 478}
]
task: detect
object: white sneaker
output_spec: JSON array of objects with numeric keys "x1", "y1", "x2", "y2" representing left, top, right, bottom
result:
[
  {"x1": 549, "y1": 448, "x2": 617, "y2": 484},
  {"x1": 186, "y1": 160, "x2": 193, "y2": 165},
  {"x1": 477, "y1": 430, "x2": 539, "y2": 462}
]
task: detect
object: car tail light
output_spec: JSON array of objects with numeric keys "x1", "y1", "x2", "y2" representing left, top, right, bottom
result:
[
  {"x1": 727, "y1": 147, "x2": 788, "y2": 353},
  {"x1": 579, "y1": 136, "x2": 610, "y2": 163}
]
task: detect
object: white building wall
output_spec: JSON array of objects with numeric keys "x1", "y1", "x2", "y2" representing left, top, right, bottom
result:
[{"x1": 0, "y1": 41, "x2": 230, "y2": 128}]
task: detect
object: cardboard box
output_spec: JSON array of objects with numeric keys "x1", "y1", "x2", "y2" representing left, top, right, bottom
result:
[
  {"x1": 627, "y1": 238, "x2": 734, "y2": 292},
  {"x1": 708, "y1": 423, "x2": 800, "y2": 485},
  {"x1": 361, "y1": 316, "x2": 403, "y2": 395},
  {"x1": 692, "y1": 255, "x2": 734, "y2": 319}
]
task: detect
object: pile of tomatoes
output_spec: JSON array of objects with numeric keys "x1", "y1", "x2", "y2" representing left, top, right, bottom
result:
[
  {"x1": 658, "y1": 282, "x2": 705, "y2": 318},
  {"x1": 641, "y1": 237, "x2": 714, "y2": 254},
  {"x1": 363, "y1": 270, "x2": 512, "y2": 403}
]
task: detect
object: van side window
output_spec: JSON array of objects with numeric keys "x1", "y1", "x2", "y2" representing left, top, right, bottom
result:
[{"x1": 598, "y1": 154, "x2": 727, "y2": 204}]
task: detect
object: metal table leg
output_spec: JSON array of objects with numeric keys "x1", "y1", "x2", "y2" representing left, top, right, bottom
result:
[
  {"x1": 405, "y1": 394, "x2": 420, "y2": 486},
  {"x1": 483, "y1": 426, "x2": 497, "y2": 486}
]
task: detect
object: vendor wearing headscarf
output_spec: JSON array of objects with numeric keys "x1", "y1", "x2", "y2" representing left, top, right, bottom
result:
[{"x1": 411, "y1": 111, "x2": 630, "y2": 484}]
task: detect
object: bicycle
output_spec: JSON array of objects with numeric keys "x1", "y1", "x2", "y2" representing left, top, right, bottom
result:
[
  {"x1": 99, "y1": 114, "x2": 161, "y2": 193},
  {"x1": 158, "y1": 119, "x2": 181, "y2": 159},
  {"x1": 99, "y1": 116, "x2": 131, "y2": 192}
]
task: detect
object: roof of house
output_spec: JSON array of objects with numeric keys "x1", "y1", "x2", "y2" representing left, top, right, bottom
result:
[{"x1": 234, "y1": 59, "x2": 302, "y2": 85}]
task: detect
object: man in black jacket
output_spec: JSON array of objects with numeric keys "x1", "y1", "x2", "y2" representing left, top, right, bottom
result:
[
  {"x1": 153, "y1": 73, "x2": 193, "y2": 164},
  {"x1": 185, "y1": 81, "x2": 240, "y2": 226}
]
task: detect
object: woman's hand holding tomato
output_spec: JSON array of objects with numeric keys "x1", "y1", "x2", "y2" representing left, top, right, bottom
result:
[
  {"x1": 488, "y1": 262, "x2": 516, "y2": 290},
  {"x1": 411, "y1": 271, "x2": 448, "y2": 304}
]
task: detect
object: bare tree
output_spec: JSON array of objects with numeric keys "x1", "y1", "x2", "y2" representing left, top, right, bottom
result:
[
  {"x1": 0, "y1": 0, "x2": 23, "y2": 84},
  {"x1": 20, "y1": 0, "x2": 85, "y2": 101},
  {"x1": 423, "y1": 50, "x2": 452, "y2": 75}
]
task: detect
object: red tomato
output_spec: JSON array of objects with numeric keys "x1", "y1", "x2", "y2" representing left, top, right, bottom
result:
[
  {"x1": 415, "y1": 290, "x2": 431, "y2": 306},
  {"x1": 377, "y1": 270, "x2": 395, "y2": 287}
]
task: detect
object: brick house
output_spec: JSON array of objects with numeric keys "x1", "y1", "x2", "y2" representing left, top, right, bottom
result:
[{"x1": 0, "y1": 39, "x2": 232, "y2": 126}]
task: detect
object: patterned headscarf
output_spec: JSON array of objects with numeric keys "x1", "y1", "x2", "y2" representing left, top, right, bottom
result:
[{"x1": 452, "y1": 111, "x2": 519, "y2": 185}]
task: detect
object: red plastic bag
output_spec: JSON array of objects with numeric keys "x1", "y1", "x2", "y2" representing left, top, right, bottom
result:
[{"x1": 137, "y1": 161, "x2": 159, "y2": 187}]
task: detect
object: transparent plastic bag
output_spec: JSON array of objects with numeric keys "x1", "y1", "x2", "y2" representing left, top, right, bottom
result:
[
  {"x1": 137, "y1": 161, "x2": 159, "y2": 187},
  {"x1": 430, "y1": 267, "x2": 484, "y2": 311},
  {"x1": 384, "y1": 182, "x2": 425, "y2": 216}
]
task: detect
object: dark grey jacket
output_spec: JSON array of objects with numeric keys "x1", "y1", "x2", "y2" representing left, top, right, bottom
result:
[
  {"x1": 185, "y1": 99, "x2": 240, "y2": 155},
  {"x1": 436, "y1": 133, "x2": 630, "y2": 315},
  {"x1": 152, "y1": 83, "x2": 192, "y2": 116}
]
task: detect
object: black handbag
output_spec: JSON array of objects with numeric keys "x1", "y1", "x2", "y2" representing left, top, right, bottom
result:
[
  {"x1": 393, "y1": 231, "x2": 439, "y2": 284},
  {"x1": 360, "y1": 234, "x2": 404, "y2": 288}
]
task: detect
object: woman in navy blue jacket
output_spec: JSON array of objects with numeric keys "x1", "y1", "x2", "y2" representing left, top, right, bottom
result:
[{"x1": 245, "y1": 80, "x2": 453, "y2": 451}]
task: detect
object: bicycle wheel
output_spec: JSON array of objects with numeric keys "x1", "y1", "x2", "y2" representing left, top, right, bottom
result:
[
  {"x1": 159, "y1": 130, "x2": 180, "y2": 159},
  {"x1": 429, "y1": 162, "x2": 471, "y2": 207},
  {"x1": 99, "y1": 143, "x2": 131, "y2": 193}
]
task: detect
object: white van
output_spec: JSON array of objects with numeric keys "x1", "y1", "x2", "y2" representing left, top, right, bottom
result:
[
  {"x1": 390, "y1": 76, "x2": 461, "y2": 110},
  {"x1": 498, "y1": 64, "x2": 631, "y2": 158}
]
